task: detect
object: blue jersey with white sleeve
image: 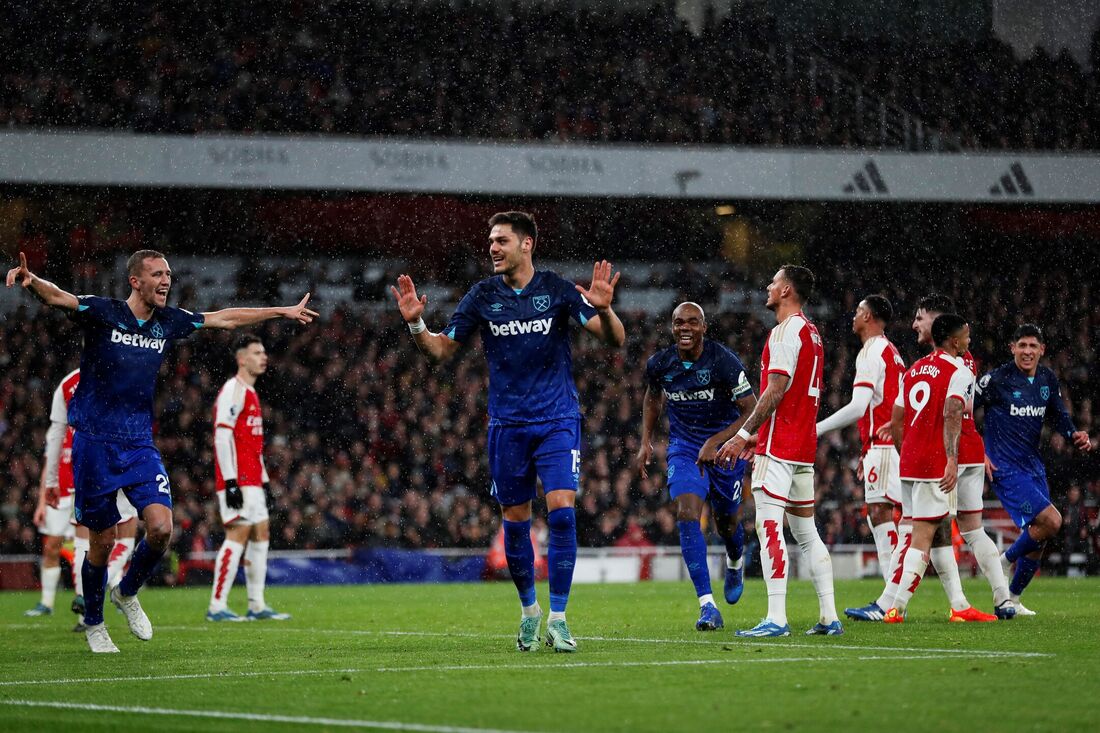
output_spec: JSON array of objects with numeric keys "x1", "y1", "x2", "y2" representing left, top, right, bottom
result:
[
  {"x1": 976, "y1": 363, "x2": 1077, "y2": 473},
  {"x1": 443, "y1": 271, "x2": 597, "y2": 425},
  {"x1": 68, "y1": 295, "x2": 205, "y2": 445},
  {"x1": 645, "y1": 339, "x2": 753, "y2": 454}
]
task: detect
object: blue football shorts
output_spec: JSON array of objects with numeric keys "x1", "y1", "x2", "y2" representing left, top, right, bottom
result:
[
  {"x1": 991, "y1": 465, "x2": 1051, "y2": 529},
  {"x1": 488, "y1": 417, "x2": 580, "y2": 507},
  {"x1": 667, "y1": 447, "x2": 746, "y2": 516},
  {"x1": 72, "y1": 432, "x2": 172, "y2": 531}
]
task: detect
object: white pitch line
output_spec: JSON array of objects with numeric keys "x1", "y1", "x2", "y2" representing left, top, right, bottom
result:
[
  {"x1": 0, "y1": 667, "x2": 362, "y2": 688},
  {"x1": 0, "y1": 699, "x2": 541, "y2": 733}
]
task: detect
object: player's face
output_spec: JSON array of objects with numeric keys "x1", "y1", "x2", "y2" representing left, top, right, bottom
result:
[
  {"x1": 951, "y1": 324, "x2": 971, "y2": 355},
  {"x1": 1011, "y1": 336, "x2": 1045, "y2": 374},
  {"x1": 488, "y1": 224, "x2": 531, "y2": 275},
  {"x1": 239, "y1": 343, "x2": 268, "y2": 377},
  {"x1": 130, "y1": 257, "x2": 172, "y2": 308},
  {"x1": 671, "y1": 306, "x2": 706, "y2": 353},
  {"x1": 853, "y1": 301, "x2": 870, "y2": 334},
  {"x1": 912, "y1": 308, "x2": 936, "y2": 346},
  {"x1": 765, "y1": 270, "x2": 786, "y2": 311}
]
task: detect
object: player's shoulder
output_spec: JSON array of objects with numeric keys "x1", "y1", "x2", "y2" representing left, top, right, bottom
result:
[
  {"x1": 61, "y1": 368, "x2": 81, "y2": 387},
  {"x1": 647, "y1": 345, "x2": 677, "y2": 371},
  {"x1": 1036, "y1": 365, "x2": 1059, "y2": 384},
  {"x1": 707, "y1": 339, "x2": 744, "y2": 366},
  {"x1": 75, "y1": 294, "x2": 122, "y2": 312}
]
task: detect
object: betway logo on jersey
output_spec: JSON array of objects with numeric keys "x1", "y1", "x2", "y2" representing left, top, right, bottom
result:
[
  {"x1": 488, "y1": 318, "x2": 553, "y2": 337},
  {"x1": 110, "y1": 329, "x2": 166, "y2": 352},
  {"x1": 664, "y1": 388, "x2": 715, "y2": 402},
  {"x1": 1010, "y1": 404, "x2": 1046, "y2": 418}
]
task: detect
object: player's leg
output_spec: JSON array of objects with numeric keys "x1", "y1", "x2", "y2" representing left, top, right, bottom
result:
[
  {"x1": 850, "y1": 479, "x2": 907, "y2": 621},
  {"x1": 786, "y1": 466, "x2": 841, "y2": 635},
  {"x1": 710, "y1": 459, "x2": 747, "y2": 605},
  {"x1": 886, "y1": 516, "x2": 937, "y2": 621},
  {"x1": 928, "y1": 519, "x2": 971, "y2": 613},
  {"x1": 997, "y1": 470, "x2": 1056, "y2": 614},
  {"x1": 106, "y1": 494, "x2": 139, "y2": 589},
  {"x1": 489, "y1": 422, "x2": 542, "y2": 650},
  {"x1": 955, "y1": 465, "x2": 1012, "y2": 616},
  {"x1": 674, "y1": 491, "x2": 722, "y2": 630},
  {"x1": 244, "y1": 493, "x2": 289, "y2": 621},
  {"x1": 26, "y1": 534, "x2": 63, "y2": 616},
  {"x1": 208, "y1": 520, "x2": 250, "y2": 621},
  {"x1": 72, "y1": 524, "x2": 89, "y2": 631},
  {"x1": 737, "y1": 457, "x2": 792, "y2": 637},
  {"x1": 534, "y1": 419, "x2": 582, "y2": 653},
  {"x1": 864, "y1": 448, "x2": 900, "y2": 583}
]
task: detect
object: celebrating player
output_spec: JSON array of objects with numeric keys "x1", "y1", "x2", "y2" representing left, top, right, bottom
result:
[
  {"x1": 884, "y1": 314, "x2": 990, "y2": 622},
  {"x1": 6, "y1": 250, "x2": 316, "y2": 652},
  {"x1": 207, "y1": 335, "x2": 290, "y2": 622},
  {"x1": 815, "y1": 296, "x2": 904, "y2": 592},
  {"x1": 715, "y1": 265, "x2": 842, "y2": 638},
  {"x1": 976, "y1": 324, "x2": 1093, "y2": 615},
  {"x1": 392, "y1": 211, "x2": 625, "y2": 653},
  {"x1": 637, "y1": 302, "x2": 757, "y2": 631}
]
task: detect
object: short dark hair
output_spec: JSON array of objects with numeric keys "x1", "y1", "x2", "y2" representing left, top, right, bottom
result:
[
  {"x1": 917, "y1": 293, "x2": 955, "y2": 315},
  {"x1": 779, "y1": 264, "x2": 815, "y2": 303},
  {"x1": 488, "y1": 211, "x2": 537, "y2": 248},
  {"x1": 127, "y1": 249, "x2": 167, "y2": 277},
  {"x1": 233, "y1": 334, "x2": 263, "y2": 354},
  {"x1": 1012, "y1": 323, "x2": 1044, "y2": 343},
  {"x1": 863, "y1": 294, "x2": 893, "y2": 323},
  {"x1": 932, "y1": 313, "x2": 967, "y2": 346}
]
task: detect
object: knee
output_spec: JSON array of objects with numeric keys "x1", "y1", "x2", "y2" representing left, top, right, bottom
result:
[
  {"x1": 144, "y1": 520, "x2": 173, "y2": 549},
  {"x1": 868, "y1": 504, "x2": 893, "y2": 525},
  {"x1": 676, "y1": 506, "x2": 701, "y2": 524},
  {"x1": 547, "y1": 506, "x2": 575, "y2": 532}
]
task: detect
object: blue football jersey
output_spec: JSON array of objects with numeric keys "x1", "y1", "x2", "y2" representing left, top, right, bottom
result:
[
  {"x1": 444, "y1": 271, "x2": 597, "y2": 424},
  {"x1": 976, "y1": 363, "x2": 1077, "y2": 471},
  {"x1": 645, "y1": 339, "x2": 753, "y2": 450},
  {"x1": 68, "y1": 295, "x2": 205, "y2": 444}
]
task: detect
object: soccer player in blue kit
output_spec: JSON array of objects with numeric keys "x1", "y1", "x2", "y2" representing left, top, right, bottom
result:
[
  {"x1": 391, "y1": 211, "x2": 625, "y2": 653},
  {"x1": 976, "y1": 324, "x2": 1092, "y2": 615},
  {"x1": 6, "y1": 250, "x2": 317, "y2": 652},
  {"x1": 637, "y1": 302, "x2": 756, "y2": 631}
]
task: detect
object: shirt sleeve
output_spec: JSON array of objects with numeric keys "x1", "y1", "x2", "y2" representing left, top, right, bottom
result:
[
  {"x1": 70, "y1": 295, "x2": 115, "y2": 326},
  {"x1": 42, "y1": 383, "x2": 68, "y2": 489},
  {"x1": 563, "y1": 281, "x2": 598, "y2": 326},
  {"x1": 974, "y1": 371, "x2": 994, "y2": 408},
  {"x1": 853, "y1": 344, "x2": 883, "y2": 390},
  {"x1": 49, "y1": 381, "x2": 68, "y2": 424},
  {"x1": 727, "y1": 354, "x2": 753, "y2": 399},
  {"x1": 1045, "y1": 373, "x2": 1078, "y2": 440},
  {"x1": 644, "y1": 355, "x2": 661, "y2": 389},
  {"x1": 160, "y1": 307, "x2": 205, "y2": 340},
  {"x1": 946, "y1": 365, "x2": 974, "y2": 406},
  {"x1": 443, "y1": 289, "x2": 482, "y2": 344},
  {"x1": 214, "y1": 382, "x2": 245, "y2": 429},
  {"x1": 765, "y1": 321, "x2": 802, "y2": 379}
]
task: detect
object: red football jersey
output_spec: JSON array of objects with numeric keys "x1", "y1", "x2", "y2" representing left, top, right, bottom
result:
[
  {"x1": 756, "y1": 312, "x2": 823, "y2": 465},
  {"x1": 958, "y1": 350, "x2": 985, "y2": 466},
  {"x1": 213, "y1": 377, "x2": 265, "y2": 490},
  {"x1": 897, "y1": 351, "x2": 974, "y2": 481},
  {"x1": 50, "y1": 369, "x2": 80, "y2": 497},
  {"x1": 853, "y1": 334, "x2": 905, "y2": 452}
]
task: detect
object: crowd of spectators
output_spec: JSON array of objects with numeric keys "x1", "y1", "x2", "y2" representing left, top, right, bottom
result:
[
  {"x1": 2, "y1": 245, "x2": 1098, "y2": 577},
  {"x1": 2, "y1": 2, "x2": 1099, "y2": 150}
]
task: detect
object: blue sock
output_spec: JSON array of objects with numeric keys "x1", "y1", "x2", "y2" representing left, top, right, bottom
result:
[
  {"x1": 502, "y1": 519, "x2": 537, "y2": 607},
  {"x1": 81, "y1": 560, "x2": 108, "y2": 626},
  {"x1": 678, "y1": 521, "x2": 712, "y2": 599},
  {"x1": 547, "y1": 507, "x2": 577, "y2": 613},
  {"x1": 724, "y1": 521, "x2": 745, "y2": 565},
  {"x1": 117, "y1": 539, "x2": 166, "y2": 597},
  {"x1": 1005, "y1": 529, "x2": 1042, "y2": 563},
  {"x1": 1010, "y1": 554, "x2": 1041, "y2": 596}
]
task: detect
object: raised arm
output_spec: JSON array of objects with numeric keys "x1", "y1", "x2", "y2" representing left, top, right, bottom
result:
[
  {"x1": 714, "y1": 373, "x2": 790, "y2": 466},
  {"x1": 5, "y1": 252, "x2": 79, "y2": 310},
  {"x1": 202, "y1": 293, "x2": 318, "y2": 330},
  {"x1": 636, "y1": 385, "x2": 664, "y2": 479},
  {"x1": 578, "y1": 260, "x2": 625, "y2": 348},
  {"x1": 390, "y1": 274, "x2": 461, "y2": 364}
]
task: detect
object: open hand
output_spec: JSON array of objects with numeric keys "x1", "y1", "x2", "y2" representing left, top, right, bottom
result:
[
  {"x1": 575, "y1": 260, "x2": 620, "y2": 312},
  {"x1": 390, "y1": 274, "x2": 428, "y2": 323}
]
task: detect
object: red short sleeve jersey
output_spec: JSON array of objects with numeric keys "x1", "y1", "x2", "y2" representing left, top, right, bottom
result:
[
  {"x1": 52, "y1": 369, "x2": 81, "y2": 497},
  {"x1": 853, "y1": 335, "x2": 905, "y2": 452},
  {"x1": 213, "y1": 377, "x2": 265, "y2": 490},
  {"x1": 756, "y1": 312, "x2": 824, "y2": 465},
  {"x1": 898, "y1": 351, "x2": 974, "y2": 481}
]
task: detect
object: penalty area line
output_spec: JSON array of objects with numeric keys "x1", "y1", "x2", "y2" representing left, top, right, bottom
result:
[{"x1": 0, "y1": 699, "x2": 543, "y2": 733}]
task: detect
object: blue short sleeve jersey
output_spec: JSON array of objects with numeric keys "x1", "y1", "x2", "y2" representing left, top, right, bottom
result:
[
  {"x1": 976, "y1": 363, "x2": 1077, "y2": 472},
  {"x1": 444, "y1": 271, "x2": 597, "y2": 425},
  {"x1": 67, "y1": 295, "x2": 205, "y2": 444},
  {"x1": 645, "y1": 339, "x2": 753, "y2": 453}
]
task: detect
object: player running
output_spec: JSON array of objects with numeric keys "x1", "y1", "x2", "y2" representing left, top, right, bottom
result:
[
  {"x1": 976, "y1": 324, "x2": 1093, "y2": 615},
  {"x1": 884, "y1": 314, "x2": 990, "y2": 622},
  {"x1": 207, "y1": 335, "x2": 290, "y2": 622},
  {"x1": 391, "y1": 211, "x2": 625, "y2": 653},
  {"x1": 637, "y1": 302, "x2": 757, "y2": 631},
  {"x1": 815, "y1": 296, "x2": 904, "y2": 589},
  {"x1": 715, "y1": 265, "x2": 842, "y2": 638},
  {"x1": 6, "y1": 250, "x2": 316, "y2": 652}
]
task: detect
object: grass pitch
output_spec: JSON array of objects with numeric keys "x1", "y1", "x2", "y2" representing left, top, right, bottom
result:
[{"x1": 1, "y1": 577, "x2": 1096, "y2": 732}]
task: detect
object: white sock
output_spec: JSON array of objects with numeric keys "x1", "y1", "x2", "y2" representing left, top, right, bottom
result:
[
  {"x1": 930, "y1": 546, "x2": 969, "y2": 611},
  {"x1": 245, "y1": 540, "x2": 269, "y2": 612},
  {"x1": 521, "y1": 602, "x2": 542, "y2": 619},
  {"x1": 548, "y1": 611, "x2": 566, "y2": 623},
  {"x1": 106, "y1": 537, "x2": 135, "y2": 589},
  {"x1": 73, "y1": 536, "x2": 89, "y2": 597},
  {"x1": 209, "y1": 540, "x2": 244, "y2": 613},
  {"x1": 876, "y1": 523, "x2": 911, "y2": 610},
  {"x1": 870, "y1": 517, "x2": 898, "y2": 583},
  {"x1": 963, "y1": 527, "x2": 1010, "y2": 605},
  {"x1": 40, "y1": 565, "x2": 61, "y2": 609},
  {"x1": 788, "y1": 513, "x2": 838, "y2": 624},
  {"x1": 698, "y1": 593, "x2": 715, "y2": 607},
  {"x1": 893, "y1": 548, "x2": 930, "y2": 613},
  {"x1": 755, "y1": 500, "x2": 789, "y2": 626}
]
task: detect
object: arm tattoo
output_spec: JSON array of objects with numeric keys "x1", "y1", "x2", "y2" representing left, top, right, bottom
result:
[
  {"x1": 740, "y1": 376, "x2": 787, "y2": 436},
  {"x1": 944, "y1": 399, "x2": 963, "y2": 459}
]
